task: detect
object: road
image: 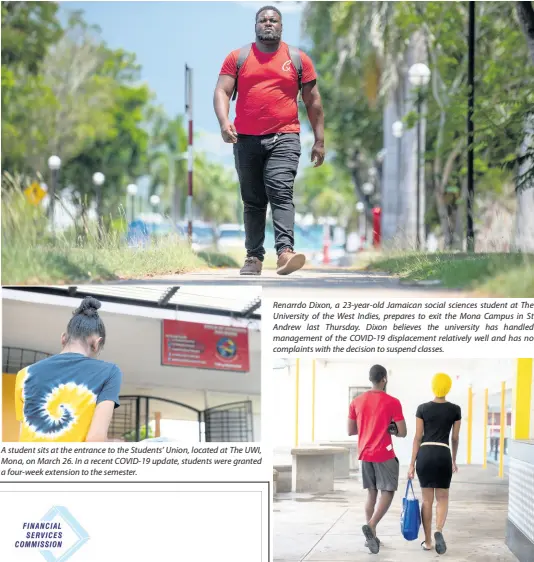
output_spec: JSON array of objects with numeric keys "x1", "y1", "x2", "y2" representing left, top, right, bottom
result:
[{"x1": 120, "y1": 267, "x2": 469, "y2": 298}]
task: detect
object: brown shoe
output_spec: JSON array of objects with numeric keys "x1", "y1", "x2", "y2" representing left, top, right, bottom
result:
[
  {"x1": 240, "y1": 256, "x2": 262, "y2": 276},
  {"x1": 276, "y1": 249, "x2": 306, "y2": 275}
]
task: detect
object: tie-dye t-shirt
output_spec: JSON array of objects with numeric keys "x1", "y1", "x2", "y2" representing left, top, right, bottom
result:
[{"x1": 15, "y1": 352, "x2": 123, "y2": 442}]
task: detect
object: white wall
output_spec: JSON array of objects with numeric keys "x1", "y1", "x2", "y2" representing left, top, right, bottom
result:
[
  {"x1": 2, "y1": 298, "x2": 261, "y2": 396},
  {"x1": 272, "y1": 358, "x2": 518, "y2": 466}
]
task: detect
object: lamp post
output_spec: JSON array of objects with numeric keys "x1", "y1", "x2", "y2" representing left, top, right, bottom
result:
[
  {"x1": 150, "y1": 194, "x2": 160, "y2": 211},
  {"x1": 92, "y1": 172, "x2": 105, "y2": 235},
  {"x1": 392, "y1": 120, "x2": 404, "y2": 230},
  {"x1": 127, "y1": 183, "x2": 138, "y2": 223},
  {"x1": 408, "y1": 62, "x2": 431, "y2": 251},
  {"x1": 185, "y1": 64, "x2": 194, "y2": 241},
  {"x1": 47, "y1": 155, "x2": 61, "y2": 230},
  {"x1": 362, "y1": 181, "x2": 375, "y2": 246}
]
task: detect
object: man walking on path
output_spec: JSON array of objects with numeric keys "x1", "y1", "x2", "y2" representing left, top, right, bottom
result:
[
  {"x1": 348, "y1": 364, "x2": 407, "y2": 554},
  {"x1": 213, "y1": 5, "x2": 325, "y2": 276}
]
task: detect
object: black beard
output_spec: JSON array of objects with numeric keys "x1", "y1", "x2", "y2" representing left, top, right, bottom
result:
[{"x1": 257, "y1": 30, "x2": 281, "y2": 42}]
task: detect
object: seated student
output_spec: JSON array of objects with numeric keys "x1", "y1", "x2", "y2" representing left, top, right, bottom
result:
[{"x1": 15, "y1": 297, "x2": 123, "y2": 442}]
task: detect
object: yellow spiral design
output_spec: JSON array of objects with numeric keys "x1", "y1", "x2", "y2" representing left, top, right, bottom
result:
[{"x1": 22, "y1": 382, "x2": 97, "y2": 442}]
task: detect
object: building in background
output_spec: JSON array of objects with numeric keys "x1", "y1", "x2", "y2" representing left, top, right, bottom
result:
[
  {"x1": 271, "y1": 357, "x2": 534, "y2": 561},
  {"x1": 2, "y1": 285, "x2": 262, "y2": 443}
]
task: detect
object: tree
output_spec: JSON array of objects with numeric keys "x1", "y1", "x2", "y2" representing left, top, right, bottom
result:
[
  {"x1": 517, "y1": 2, "x2": 534, "y2": 63},
  {"x1": 302, "y1": 2, "x2": 533, "y2": 250},
  {"x1": 302, "y1": 2, "x2": 428, "y2": 247},
  {"x1": 147, "y1": 110, "x2": 188, "y2": 219},
  {"x1": 2, "y1": 6, "x2": 154, "y2": 235},
  {"x1": 1, "y1": 2, "x2": 63, "y2": 73},
  {"x1": 295, "y1": 162, "x2": 356, "y2": 228},
  {"x1": 193, "y1": 156, "x2": 240, "y2": 226},
  {"x1": 60, "y1": 46, "x2": 152, "y2": 232},
  {"x1": 515, "y1": 2, "x2": 534, "y2": 251},
  {"x1": 1, "y1": 1, "x2": 63, "y2": 172}
]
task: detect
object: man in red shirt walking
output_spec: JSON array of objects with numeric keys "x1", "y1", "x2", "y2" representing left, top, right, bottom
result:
[
  {"x1": 348, "y1": 364, "x2": 407, "y2": 554},
  {"x1": 213, "y1": 5, "x2": 325, "y2": 276}
]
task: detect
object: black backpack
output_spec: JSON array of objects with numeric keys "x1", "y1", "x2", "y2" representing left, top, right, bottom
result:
[{"x1": 231, "y1": 43, "x2": 303, "y2": 101}]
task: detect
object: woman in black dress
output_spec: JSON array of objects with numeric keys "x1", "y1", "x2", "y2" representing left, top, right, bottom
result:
[{"x1": 407, "y1": 373, "x2": 461, "y2": 554}]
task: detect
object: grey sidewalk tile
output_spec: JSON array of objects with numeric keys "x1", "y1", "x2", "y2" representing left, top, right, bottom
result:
[{"x1": 274, "y1": 534, "x2": 324, "y2": 561}]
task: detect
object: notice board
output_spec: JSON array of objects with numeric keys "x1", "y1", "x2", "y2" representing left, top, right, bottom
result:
[{"x1": 162, "y1": 319, "x2": 250, "y2": 372}]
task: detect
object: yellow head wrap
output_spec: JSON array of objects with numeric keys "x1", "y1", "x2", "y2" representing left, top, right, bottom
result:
[{"x1": 432, "y1": 372, "x2": 452, "y2": 398}]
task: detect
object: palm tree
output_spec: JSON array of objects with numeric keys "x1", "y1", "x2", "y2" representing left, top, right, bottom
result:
[
  {"x1": 147, "y1": 109, "x2": 188, "y2": 220},
  {"x1": 193, "y1": 155, "x2": 239, "y2": 226}
]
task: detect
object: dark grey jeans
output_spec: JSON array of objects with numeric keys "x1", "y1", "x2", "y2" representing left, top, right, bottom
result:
[{"x1": 233, "y1": 132, "x2": 301, "y2": 261}]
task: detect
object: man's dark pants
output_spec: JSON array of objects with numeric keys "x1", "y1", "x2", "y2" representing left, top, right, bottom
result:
[{"x1": 233, "y1": 132, "x2": 301, "y2": 261}]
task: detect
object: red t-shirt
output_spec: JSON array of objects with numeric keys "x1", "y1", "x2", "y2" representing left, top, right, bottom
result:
[
  {"x1": 219, "y1": 42, "x2": 317, "y2": 136},
  {"x1": 348, "y1": 390, "x2": 404, "y2": 463}
]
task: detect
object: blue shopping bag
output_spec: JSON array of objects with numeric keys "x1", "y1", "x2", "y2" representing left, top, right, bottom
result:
[{"x1": 400, "y1": 479, "x2": 421, "y2": 541}]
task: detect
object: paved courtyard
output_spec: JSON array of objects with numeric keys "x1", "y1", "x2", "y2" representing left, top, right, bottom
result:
[{"x1": 274, "y1": 465, "x2": 517, "y2": 561}]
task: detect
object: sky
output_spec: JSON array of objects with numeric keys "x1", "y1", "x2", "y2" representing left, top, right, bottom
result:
[{"x1": 58, "y1": 1, "x2": 312, "y2": 171}]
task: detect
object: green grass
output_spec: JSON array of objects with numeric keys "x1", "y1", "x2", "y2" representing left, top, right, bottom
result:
[
  {"x1": 196, "y1": 250, "x2": 240, "y2": 268},
  {"x1": 1, "y1": 187, "x2": 238, "y2": 284},
  {"x1": 365, "y1": 251, "x2": 534, "y2": 296},
  {"x1": 2, "y1": 235, "x2": 209, "y2": 285}
]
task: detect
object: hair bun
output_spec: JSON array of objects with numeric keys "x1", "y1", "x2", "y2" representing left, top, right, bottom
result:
[{"x1": 73, "y1": 296, "x2": 102, "y2": 317}]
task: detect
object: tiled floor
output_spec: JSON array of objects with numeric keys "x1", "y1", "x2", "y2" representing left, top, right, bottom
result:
[{"x1": 274, "y1": 464, "x2": 518, "y2": 561}]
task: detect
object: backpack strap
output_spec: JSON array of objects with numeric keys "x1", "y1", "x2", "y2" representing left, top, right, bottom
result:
[
  {"x1": 232, "y1": 43, "x2": 253, "y2": 101},
  {"x1": 287, "y1": 44, "x2": 303, "y2": 94},
  {"x1": 231, "y1": 43, "x2": 304, "y2": 101}
]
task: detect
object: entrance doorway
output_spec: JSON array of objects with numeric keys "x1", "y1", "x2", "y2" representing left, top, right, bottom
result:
[{"x1": 109, "y1": 395, "x2": 254, "y2": 443}]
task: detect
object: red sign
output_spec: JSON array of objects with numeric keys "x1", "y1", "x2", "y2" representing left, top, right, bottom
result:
[{"x1": 162, "y1": 320, "x2": 250, "y2": 372}]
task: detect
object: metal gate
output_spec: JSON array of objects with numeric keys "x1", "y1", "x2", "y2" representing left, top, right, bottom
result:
[
  {"x1": 2, "y1": 346, "x2": 51, "y2": 374},
  {"x1": 109, "y1": 396, "x2": 254, "y2": 443},
  {"x1": 109, "y1": 396, "x2": 203, "y2": 442},
  {"x1": 203, "y1": 401, "x2": 254, "y2": 442}
]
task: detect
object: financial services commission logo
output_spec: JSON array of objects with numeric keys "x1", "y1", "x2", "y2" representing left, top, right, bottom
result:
[
  {"x1": 15, "y1": 506, "x2": 89, "y2": 562},
  {"x1": 216, "y1": 336, "x2": 238, "y2": 360}
]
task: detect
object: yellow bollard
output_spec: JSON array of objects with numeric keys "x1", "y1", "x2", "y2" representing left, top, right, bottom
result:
[
  {"x1": 467, "y1": 385, "x2": 473, "y2": 464},
  {"x1": 311, "y1": 359, "x2": 316, "y2": 442},
  {"x1": 294, "y1": 359, "x2": 300, "y2": 448},
  {"x1": 483, "y1": 389, "x2": 488, "y2": 469},
  {"x1": 499, "y1": 381, "x2": 505, "y2": 478}
]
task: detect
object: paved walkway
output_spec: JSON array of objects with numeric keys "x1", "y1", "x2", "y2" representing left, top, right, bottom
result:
[
  {"x1": 274, "y1": 465, "x2": 516, "y2": 561},
  {"x1": 120, "y1": 269, "x2": 468, "y2": 297}
]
